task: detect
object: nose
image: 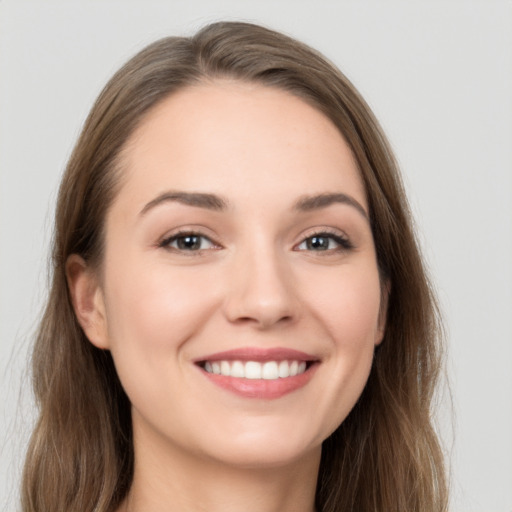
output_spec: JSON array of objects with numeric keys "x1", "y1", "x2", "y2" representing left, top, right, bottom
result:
[{"x1": 223, "y1": 246, "x2": 299, "y2": 330}]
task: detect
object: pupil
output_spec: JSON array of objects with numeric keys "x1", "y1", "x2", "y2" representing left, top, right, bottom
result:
[
  {"x1": 308, "y1": 236, "x2": 328, "y2": 250},
  {"x1": 178, "y1": 236, "x2": 200, "y2": 250}
]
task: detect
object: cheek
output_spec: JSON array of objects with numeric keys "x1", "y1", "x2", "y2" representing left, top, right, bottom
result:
[
  {"x1": 305, "y1": 263, "x2": 382, "y2": 347},
  {"x1": 101, "y1": 258, "x2": 221, "y2": 424},
  {"x1": 103, "y1": 258, "x2": 217, "y2": 357},
  {"x1": 300, "y1": 265, "x2": 381, "y2": 426},
  {"x1": 327, "y1": 272, "x2": 381, "y2": 380}
]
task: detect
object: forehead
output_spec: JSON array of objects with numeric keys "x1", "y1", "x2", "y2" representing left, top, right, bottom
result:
[{"x1": 116, "y1": 81, "x2": 366, "y2": 213}]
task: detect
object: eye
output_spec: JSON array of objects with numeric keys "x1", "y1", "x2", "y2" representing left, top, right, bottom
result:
[
  {"x1": 160, "y1": 232, "x2": 218, "y2": 252},
  {"x1": 296, "y1": 232, "x2": 352, "y2": 252}
]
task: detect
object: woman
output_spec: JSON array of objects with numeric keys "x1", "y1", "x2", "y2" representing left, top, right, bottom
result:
[{"x1": 22, "y1": 21, "x2": 447, "y2": 512}]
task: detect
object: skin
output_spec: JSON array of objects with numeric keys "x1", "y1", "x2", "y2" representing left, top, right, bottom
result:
[{"x1": 68, "y1": 81, "x2": 387, "y2": 512}]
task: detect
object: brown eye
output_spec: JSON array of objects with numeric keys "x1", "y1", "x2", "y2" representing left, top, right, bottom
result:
[
  {"x1": 161, "y1": 233, "x2": 217, "y2": 251},
  {"x1": 296, "y1": 232, "x2": 353, "y2": 252},
  {"x1": 176, "y1": 235, "x2": 202, "y2": 250},
  {"x1": 306, "y1": 236, "x2": 331, "y2": 251}
]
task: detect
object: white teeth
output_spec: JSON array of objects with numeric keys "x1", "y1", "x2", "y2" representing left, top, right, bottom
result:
[
  {"x1": 245, "y1": 361, "x2": 262, "y2": 379},
  {"x1": 220, "y1": 361, "x2": 230, "y2": 376},
  {"x1": 278, "y1": 360, "x2": 290, "y2": 378},
  {"x1": 203, "y1": 360, "x2": 309, "y2": 380},
  {"x1": 231, "y1": 360, "x2": 245, "y2": 378},
  {"x1": 262, "y1": 361, "x2": 279, "y2": 380}
]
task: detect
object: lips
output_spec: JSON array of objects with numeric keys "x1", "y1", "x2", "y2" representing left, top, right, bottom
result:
[{"x1": 194, "y1": 347, "x2": 319, "y2": 399}]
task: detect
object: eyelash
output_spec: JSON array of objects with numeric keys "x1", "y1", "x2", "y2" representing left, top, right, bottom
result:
[
  {"x1": 158, "y1": 229, "x2": 353, "y2": 254},
  {"x1": 159, "y1": 230, "x2": 220, "y2": 253},
  {"x1": 295, "y1": 230, "x2": 353, "y2": 252}
]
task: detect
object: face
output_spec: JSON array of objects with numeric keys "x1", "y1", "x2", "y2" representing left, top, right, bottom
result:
[{"x1": 72, "y1": 82, "x2": 386, "y2": 470}]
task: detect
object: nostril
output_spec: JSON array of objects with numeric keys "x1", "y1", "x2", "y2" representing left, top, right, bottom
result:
[{"x1": 232, "y1": 312, "x2": 294, "y2": 329}]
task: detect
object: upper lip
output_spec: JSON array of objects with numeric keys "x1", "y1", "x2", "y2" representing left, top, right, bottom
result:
[{"x1": 194, "y1": 347, "x2": 319, "y2": 363}]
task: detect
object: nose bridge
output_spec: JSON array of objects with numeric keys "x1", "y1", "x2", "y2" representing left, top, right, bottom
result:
[{"x1": 223, "y1": 237, "x2": 298, "y2": 328}]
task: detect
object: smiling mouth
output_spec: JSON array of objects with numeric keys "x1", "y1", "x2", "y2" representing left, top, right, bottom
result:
[
  {"x1": 194, "y1": 348, "x2": 319, "y2": 398},
  {"x1": 198, "y1": 359, "x2": 314, "y2": 380}
]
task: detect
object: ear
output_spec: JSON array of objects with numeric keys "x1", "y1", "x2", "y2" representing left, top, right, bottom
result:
[
  {"x1": 66, "y1": 254, "x2": 110, "y2": 349},
  {"x1": 375, "y1": 279, "x2": 391, "y2": 346}
]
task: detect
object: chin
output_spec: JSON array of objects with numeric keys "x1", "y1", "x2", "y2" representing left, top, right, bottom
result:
[{"x1": 194, "y1": 422, "x2": 324, "y2": 470}]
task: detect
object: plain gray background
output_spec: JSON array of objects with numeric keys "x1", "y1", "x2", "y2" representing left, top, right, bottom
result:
[{"x1": 1, "y1": 1, "x2": 511, "y2": 511}]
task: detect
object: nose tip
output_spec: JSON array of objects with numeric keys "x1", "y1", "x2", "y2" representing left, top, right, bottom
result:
[
  {"x1": 223, "y1": 253, "x2": 299, "y2": 329},
  {"x1": 228, "y1": 295, "x2": 294, "y2": 329}
]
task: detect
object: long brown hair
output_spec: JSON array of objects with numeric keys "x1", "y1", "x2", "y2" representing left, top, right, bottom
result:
[{"x1": 22, "y1": 21, "x2": 447, "y2": 512}]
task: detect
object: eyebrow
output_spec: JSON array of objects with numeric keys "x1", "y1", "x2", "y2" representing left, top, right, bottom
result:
[
  {"x1": 139, "y1": 191, "x2": 229, "y2": 216},
  {"x1": 139, "y1": 190, "x2": 368, "y2": 220},
  {"x1": 294, "y1": 193, "x2": 369, "y2": 220}
]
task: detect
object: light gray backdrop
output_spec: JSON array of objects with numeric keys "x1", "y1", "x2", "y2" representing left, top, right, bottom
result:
[{"x1": 1, "y1": 1, "x2": 511, "y2": 511}]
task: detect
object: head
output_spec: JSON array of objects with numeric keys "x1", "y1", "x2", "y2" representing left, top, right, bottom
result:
[{"x1": 23, "y1": 21, "x2": 446, "y2": 512}]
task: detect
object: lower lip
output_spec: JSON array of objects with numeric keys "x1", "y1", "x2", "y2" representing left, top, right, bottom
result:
[{"x1": 199, "y1": 364, "x2": 318, "y2": 399}]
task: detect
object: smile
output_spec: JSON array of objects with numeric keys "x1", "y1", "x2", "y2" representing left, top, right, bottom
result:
[
  {"x1": 203, "y1": 360, "x2": 308, "y2": 379},
  {"x1": 195, "y1": 348, "x2": 319, "y2": 399}
]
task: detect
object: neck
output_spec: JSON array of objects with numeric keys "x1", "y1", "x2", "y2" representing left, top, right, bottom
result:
[{"x1": 120, "y1": 422, "x2": 320, "y2": 512}]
